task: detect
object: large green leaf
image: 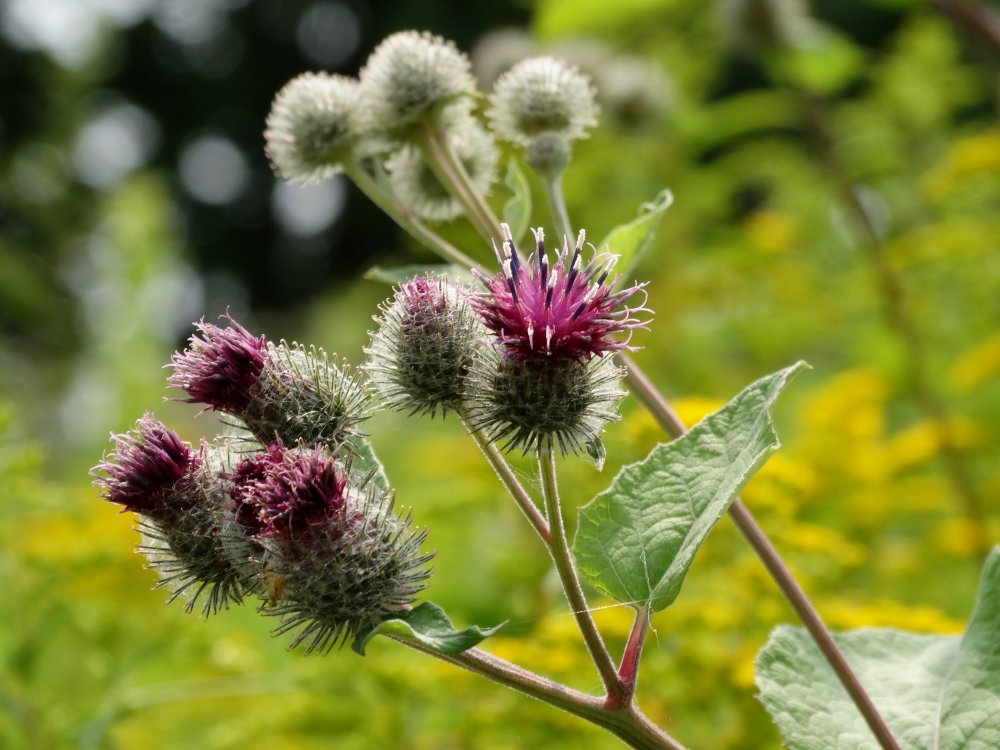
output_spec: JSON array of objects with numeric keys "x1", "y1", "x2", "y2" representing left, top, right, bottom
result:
[
  {"x1": 352, "y1": 601, "x2": 503, "y2": 656},
  {"x1": 573, "y1": 362, "x2": 806, "y2": 613},
  {"x1": 756, "y1": 547, "x2": 1000, "y2": 750},
  {"x1": 597, "y1": 189, "x2": 673, "y2": 285},
  {"x1": 501, "y1": 158, "x2": 532, "y2": 245}
]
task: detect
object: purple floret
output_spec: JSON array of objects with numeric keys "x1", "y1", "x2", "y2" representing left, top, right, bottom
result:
[{"x1": 471, "y1": 225, "x2": 652, "y2": 362}]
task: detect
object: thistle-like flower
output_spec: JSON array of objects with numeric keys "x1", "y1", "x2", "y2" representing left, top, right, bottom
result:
[
  {"x1": 92, "y1": 416, "x2": 253, "y2": 615},
  {"x1": 169, "y1": 315, "x2": 266, "y2": 414},
  {"x1": 470, "y1": 225, "x2": 651, "y2": 362},
  {"x1": 488, "y1": 57, "x2": 598, "y2": 149},
  {"x1": 169, "y1": 315, "x2": 371, "y2": 451},
  {"x1": 93, "y1": 414, "x2": 197, "y2": 515},
  {"x1": 246, "y1": 448, "x2": 434, "y2": 652},
  {"x1": 386, "y1": 120, "x2": 498, "y2": 221},
  {"x1": 365, "y1": 275, "x2": 485, "y2": 418},
  {"x1": 359, "y1": 30, "x2": 477, "y2": 137},
  {"x1": 265, "y1": 72, "x2": 363, "y2": 183},
  {"x1": 465, "y1": 225, "x2": 649, "y2": 455}
]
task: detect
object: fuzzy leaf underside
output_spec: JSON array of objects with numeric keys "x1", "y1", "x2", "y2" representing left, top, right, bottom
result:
[
  {"x1": 573, "y1": 362, "x2": 806, "y2": 614},
  {"x1": 502, "y1": 158, "x2": 532, "y2": 245},
  {"x1": 597, "y1": 188, "x2": 673, "y2": 285},
  {"x1": 756, "y1": 547, "x2": 1000, "y2": 750},
  {"x1": 352, "y1": 601, "x2": 504, "y2": 656}
]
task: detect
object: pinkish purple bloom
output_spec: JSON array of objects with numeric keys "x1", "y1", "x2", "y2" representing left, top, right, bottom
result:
[
  {"x1": 471, "y1": 225, "x2": 651, "y2": 361},
  {"x1": 169, "y1": 314, "x2": 267, "y2": 412},
  {"x1": 252, "y1": 450, "x2": 350, "y2": 539},
  {"x1": 92, "y1": 414, "x2": 197, "y2": 514},
  {"x1": 226, "y1": 442, "x2": 287, "y2": 535}
]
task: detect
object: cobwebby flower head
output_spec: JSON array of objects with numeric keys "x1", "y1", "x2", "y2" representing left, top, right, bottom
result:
[
  {"x1": 169, "y1": 315, "x2": 370, "y2": 451},
  {"x1": 359, "y1": 30, "x2": 477, "y2": 136},
  {"x1": 169, "y1": 315, "x2": 267, "y2": 414},
  {"x1": 365, "y1": 274, "x2": 485, "y2": 418},
  {"x1": 265, "y1": 72, "x2": 362, "y2": 183},
  {"x1": 94, "y1": 422, "x2": 256, "y2": 615},
  {"x1": 471, "y1": 224, "x2": 652, "y2": 362},
  {"x1": 387, "y1": 120, "x2": 498, "y2": 222},
  {"x1": 488, "y1": 57, "x2": 598, "y2": 148},
  {"x1": 92, "y1": 414, "x2": 197, "y2": 515},
  {"x1": 245, "y1": 447, "x2": 434, "y2": 652}
]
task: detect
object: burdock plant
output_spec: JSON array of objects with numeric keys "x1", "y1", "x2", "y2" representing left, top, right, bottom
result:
[{"x1": 92, "y1": 28, "x2": 1000, "y2": 750}]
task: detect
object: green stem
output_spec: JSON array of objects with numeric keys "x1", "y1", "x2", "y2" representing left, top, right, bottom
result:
[
  {"x1": 393, "y1": 637, "x2": 687, "y2": 750},
  {"x1": 538, "y1": 436, "x2": 628, "y2": 707},
  {"x1": 343, "y1": 160, "x2": 479, "y2": 269},
  {"x1": 462, "y1": 414, "x2": 551, "y2": 544},
  {"x1": 417, "y1": 123, "x2": 502, "y2": 243},
  {"x1": 540, "y1": 170, "x2": 574, "y2": 245},
  {"x1": 617, "y1": 352, "x2": 903, "y2": 750}
]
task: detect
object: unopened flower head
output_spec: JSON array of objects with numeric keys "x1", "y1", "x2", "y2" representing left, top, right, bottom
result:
[
  {"x1": 170, "y1": 316, "x2": 370, "y2": 451},
  {"x1": 596, "y1": 55, "x2": 674, "y2": 127},
  {"x1": 366, "y1": 275, "x2": 484, "y2": 418},
  {"x1": 169, "y1": 315, "x2": 267, "y2": 414},
  {"x1": 247, "y1": 448, "x2": 434, "y2": 652},
  {"x1": 265, "y1": 72, "x2": 362, "y2": 183},
  {"x1": 360, "y1": 31, "x2": 476, "y2": 136},
  {"x1": 92, "y1": 414, "x2": 197, "y2": 515},
  {"x1": 471, "y1": 224, "x2": 652, "y2": 362},
  {"x1": 488, "y1": 57, "x2": 598, "y2": 149},
  {"x1": 387, "y1": 120, "x2": 498, "y2": 221}
]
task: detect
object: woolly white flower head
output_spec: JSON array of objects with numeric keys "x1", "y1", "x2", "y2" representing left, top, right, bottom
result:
[
  {"x1": 488, "y1": 57, "x2": 599, "y2": 148},
  {"x1": 265, "y1": 72, "x2": 361, "y2": 184},
  {"x1": 359, "y1": 31, "x2": 477, "y2": 136}
]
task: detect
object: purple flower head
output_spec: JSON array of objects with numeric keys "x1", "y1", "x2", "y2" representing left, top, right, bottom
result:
[
  {"x1": 399, "y1": 274, "x2": 449, "y2": 316},
  {"x1": 169, "y1": 314, "x2": 267, "y2": 412},
  {"x1": 92, "y1": 414, "x2": 197, "y2": 514},
  {"x1": 253, "y1": 450, "x2": 350, "y2": 539},
  {"x1": 226, "y1": 442, "x2": 287, "y2": 535},
  {"x1": 471, "y1": 224, "x2": 652, "y2": 361}
]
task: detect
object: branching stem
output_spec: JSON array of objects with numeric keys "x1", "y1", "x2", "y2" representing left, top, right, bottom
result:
[
  {"x1": 617, "y1": 352, "x2": 902, "y2": 750},
  {"x1": 392, "y1": 637, "x2": 687, "y2": 750},
  {"x1": 538, "y1": 437, "x2": 628, "y2": 707}
]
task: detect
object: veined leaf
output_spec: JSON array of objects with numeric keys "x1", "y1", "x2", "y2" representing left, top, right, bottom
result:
[
  {"x1": 352, "y1": 601, "x2": 504, "y2": 656},
  {"x1": 573, "y1": 362, "x2": 806, "y2": 613},
  {"x1": 502, "y1": 159, "x2": 532, "y2": 245},
  {"x1": 597, "y1": 189, "x2": 673, "y2": 285},
  {"x1": 756, "y1": 547, "x2": 1000, "y2": 750}
]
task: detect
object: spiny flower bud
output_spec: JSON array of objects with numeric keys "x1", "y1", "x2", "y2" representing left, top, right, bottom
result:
[
  {"x1": 265, "y1": 72, "x2": 362, "y2": 184},
  {"x1": 170, "y1": 316, "x2": 371, "y2": 452},
  {"x1": 470, "y1": 225, "x2": 652, "y2": 362},
  {"x1": 386, "y1": 120, "x2": 498, "y2": 222},
  {"x1": 365, "y1": 275, "x2": 485, "y2": 418},
  {"x1": 246, "y1": 448, "x2": 433, "y2": 652},
  {"x1": 92, "y1": 417, "x2": 254, "y2": 615},
  {"x1": 488, "y1": 57, "x2": 598, "y2": 151},
  {"x1": 596, "y1": 55, "x2": 674, "y2": 127},
  {"x1": 359, "y1": 30, "x2": 477, "y2": 137},
  {"x1": 465, "y1": 349, "x2": 626, "y2": 455}
]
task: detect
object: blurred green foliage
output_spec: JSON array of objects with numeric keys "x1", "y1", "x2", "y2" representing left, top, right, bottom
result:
[{"x1": 2, "y1": 0, "x2": 999, "y2": 748}]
